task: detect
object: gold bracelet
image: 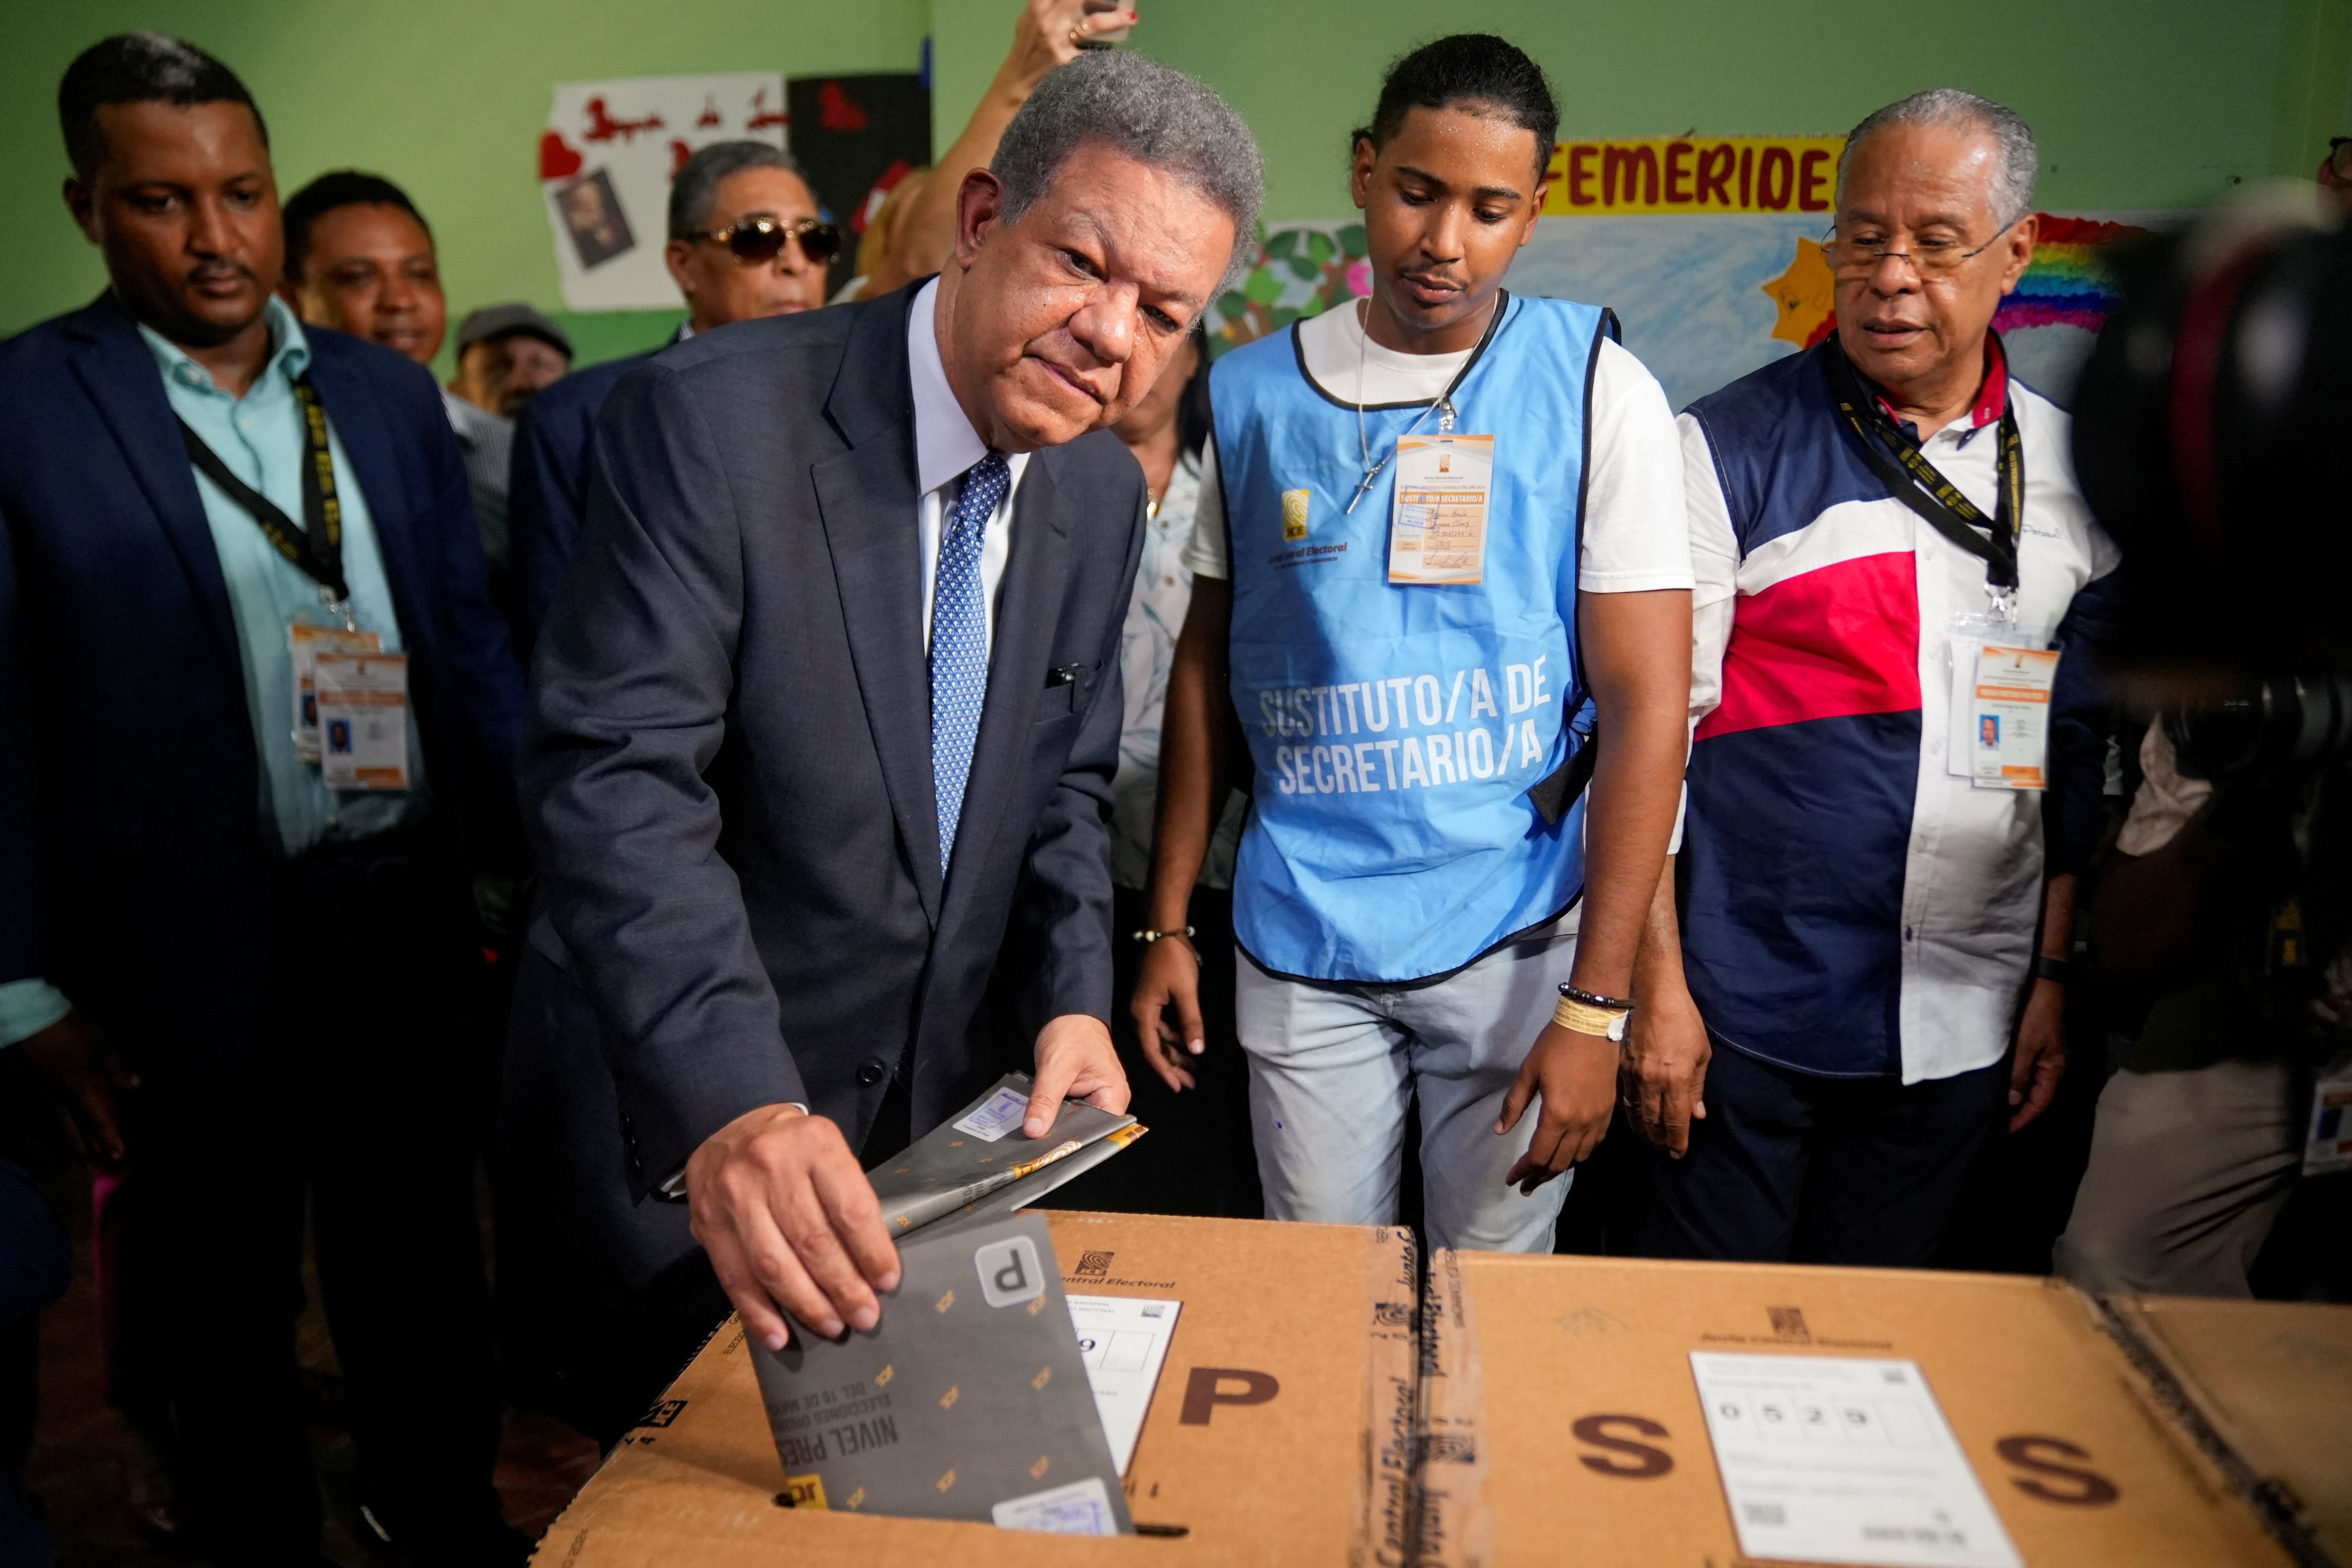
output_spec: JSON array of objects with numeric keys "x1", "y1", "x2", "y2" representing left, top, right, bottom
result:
[{"x1": 1552, "y1": 994, "x2": 1629, "y2": 1039}]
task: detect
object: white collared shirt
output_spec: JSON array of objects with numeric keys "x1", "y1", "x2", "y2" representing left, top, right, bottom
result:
[{"x1": 908, "y1": 277, "x2": 1033, "y2": 655}]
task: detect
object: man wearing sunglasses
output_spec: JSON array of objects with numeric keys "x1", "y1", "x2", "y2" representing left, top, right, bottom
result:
[
  {"x1": 1624, "y1": 89, "x2": 2119, "y2": 1267},
  {"x1": 507, "y1": 142, "x2": 838, "y2": 657}
]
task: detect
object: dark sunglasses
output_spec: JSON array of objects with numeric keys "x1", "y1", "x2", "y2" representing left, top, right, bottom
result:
[{"x1": 690, "y1": 214, "x2": 843, "y2": 266}]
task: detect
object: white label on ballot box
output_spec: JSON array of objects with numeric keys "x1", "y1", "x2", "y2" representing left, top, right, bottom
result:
[
  {"x1": 1690, "y1": 1352, "x2": 2021, "y2": 1568},
  {"x1": 1066, "y1": 1294, "x2": 1180, "y2": 1473},
  {"x1": 1388, "y1": 433, "x2": 1494, "y2": 585},
  {"x1": 313, "y1": 651, "x2": 410, "y2": 792}
]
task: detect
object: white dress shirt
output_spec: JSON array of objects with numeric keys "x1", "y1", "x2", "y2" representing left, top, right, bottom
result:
[{"x1": 908, "y1": 277, "x2": 1032, "y2": 654}]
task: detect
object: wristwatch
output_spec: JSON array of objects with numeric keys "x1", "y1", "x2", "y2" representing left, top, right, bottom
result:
[{"x1": 2033, "y1": 955, "x2": 2072, "y2": 986}]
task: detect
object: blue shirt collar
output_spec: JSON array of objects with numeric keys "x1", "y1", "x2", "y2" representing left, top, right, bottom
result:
[{"x1": 136, "y1": 294, "x2": 311, "y2": 398}]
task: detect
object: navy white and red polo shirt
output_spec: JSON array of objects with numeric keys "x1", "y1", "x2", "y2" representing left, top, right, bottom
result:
[{"x1": 1677, "y1": 335, "x2": 2119, "y2": 1083}]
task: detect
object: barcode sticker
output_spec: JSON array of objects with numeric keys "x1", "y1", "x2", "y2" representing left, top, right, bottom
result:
[{"x1": 953, "y1": 1087, "x2": 1033, "y2": 1143}]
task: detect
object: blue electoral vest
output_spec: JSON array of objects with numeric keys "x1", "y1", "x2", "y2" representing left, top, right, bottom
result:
[{"x1": 1214, "y1": 292, "x2": 1611, "y2": 983}]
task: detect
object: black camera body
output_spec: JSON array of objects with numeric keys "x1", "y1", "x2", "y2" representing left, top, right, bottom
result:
[{"x1": 2074, "y1": 197, "x2": 2352, "y2": 779}]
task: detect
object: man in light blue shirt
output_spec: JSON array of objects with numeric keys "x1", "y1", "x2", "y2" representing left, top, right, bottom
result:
[{"x1": 0, "y1": 35, "x2": 525, "y2": 1565}]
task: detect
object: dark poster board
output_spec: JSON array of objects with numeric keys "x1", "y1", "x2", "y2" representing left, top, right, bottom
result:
[{"x1": 788, "y1": 73, "x2": 932, "y2": 295}]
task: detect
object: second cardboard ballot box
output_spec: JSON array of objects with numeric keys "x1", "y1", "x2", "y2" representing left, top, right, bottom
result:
[
  {"x1": 1418, "y1": 1250, "x2": 2299, "y2": 1568},
  {"x1": 535, "y1": 1211, "x2": 1416, "y2": 1566}
]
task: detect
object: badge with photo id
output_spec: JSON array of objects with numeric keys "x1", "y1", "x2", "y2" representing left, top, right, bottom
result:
[
  {"x1": 1949, "y1": 634, "x2": 2058, "y2": 791},
  {"x1": 313, "y1": 651, "x2": 409, "y2": 792},
  {"x1": 1388, "y1": 433, "x2": 1493, "y2": 585},
  {"x1": 289, "y1": 621, "x2": 381, "y2": 762}
]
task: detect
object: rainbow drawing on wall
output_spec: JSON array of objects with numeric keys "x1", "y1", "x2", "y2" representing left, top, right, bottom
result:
[{"x1": 1992, "y1": 214, "x2": 2147, "y2": 333}]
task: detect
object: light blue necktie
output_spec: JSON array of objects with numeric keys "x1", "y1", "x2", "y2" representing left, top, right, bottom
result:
[{"x1": 930, "y1": 454, "x2": 1009, "y2": 875}]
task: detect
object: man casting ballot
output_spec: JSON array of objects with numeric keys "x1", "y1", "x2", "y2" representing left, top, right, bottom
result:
[{"x1": 517, "y1": 52, "x2": 1263, "y2": 1355}]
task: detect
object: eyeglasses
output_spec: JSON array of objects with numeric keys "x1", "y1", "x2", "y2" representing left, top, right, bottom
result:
[
  {"x1": 689, "y1": 214, "x2": 843, "y2": 266},
  {"x1": 1824, "y1": 217, "x2": 2017, "y2": 280}
]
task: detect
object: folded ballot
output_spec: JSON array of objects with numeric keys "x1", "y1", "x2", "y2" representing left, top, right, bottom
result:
[
  {"x1": 868, "y1": 1074, "x2": 1143, "y2": 1238},
  {"x1": 749, "y1": 1211, "x2": 1135, "y2": 1535}
]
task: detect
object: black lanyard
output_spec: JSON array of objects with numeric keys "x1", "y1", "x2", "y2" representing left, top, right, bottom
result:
[
  {"x1": 177, "y1": 371, "x2": 349, "y2": 602},
  {"x1": 1821, "y1": 338, "x2": 2022, "y2": 595}
]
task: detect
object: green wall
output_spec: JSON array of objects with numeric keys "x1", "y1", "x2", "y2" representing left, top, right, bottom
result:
[{"x1": 8, "y1": 0, "x2": 2349, "y2": 361}]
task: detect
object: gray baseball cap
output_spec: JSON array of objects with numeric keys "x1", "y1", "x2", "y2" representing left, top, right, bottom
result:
[{"x1": 454, "y1": 302, "x2": 573, "y2": 359}]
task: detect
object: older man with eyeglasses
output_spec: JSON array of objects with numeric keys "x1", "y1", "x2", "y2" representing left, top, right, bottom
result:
[{"x1": 1620, "y1": 88, "x2": 2120, "y2": 1267}]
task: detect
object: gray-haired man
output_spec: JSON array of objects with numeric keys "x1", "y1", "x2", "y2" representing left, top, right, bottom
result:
[
  {"x1": 504, "y1": 50, "x2": 1260, "y2": 1394},
  {"x1": 1621, "y1": 88, "x2": 2119, "y2": 1265}
]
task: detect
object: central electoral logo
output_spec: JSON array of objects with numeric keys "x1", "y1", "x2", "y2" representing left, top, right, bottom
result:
[{"x1": 1281, "y1": 488, "x2": 1311, "y2": 541}]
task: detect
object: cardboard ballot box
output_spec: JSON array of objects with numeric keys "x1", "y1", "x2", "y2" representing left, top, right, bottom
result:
[
  {"x1": 2108, "y1": 1294, "x2": 2352, "y2": 1566},
  {"x1": 1417, "y1": 1251, "x2": 2298, "y2": 1568},
  {"x1": 533, "y1": 1211, "x2": 1416, "y2": 1567}
]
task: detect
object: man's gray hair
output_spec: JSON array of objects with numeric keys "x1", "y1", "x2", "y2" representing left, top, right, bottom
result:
[
  {"x1": 991, "y1": 51, "x2": 1264, "y2": 292},
  {"x1": 668, "y1": 140, "x2": 808, "y2": 240},
  {"x1": 1837, "y1": 88, "x2": 2038, "y2": 229}
]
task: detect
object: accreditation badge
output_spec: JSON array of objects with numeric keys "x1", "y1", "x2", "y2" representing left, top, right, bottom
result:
[
  {"x1": 1946, "y1": 629, "x2": 2058, "y2": 790},
  {"x1": 1388, "y1": 433, "x2": 1494, "y2": 585},
  {"x1": 313, "y1": 651, "x2": 410, "y2": 791},
  {"x1": 289, "y1": 620, "x2": 381, "y2": 762}
]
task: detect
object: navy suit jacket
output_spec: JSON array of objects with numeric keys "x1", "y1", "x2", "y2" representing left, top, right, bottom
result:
[
  {"x1": 0, "y1": 293, "x2": 525, "y2": 1074},
  {"x1": 506, "y1": 348, "x2": 651, "y2": 661},
  {"x1": 518, "y1": 282, "x2": 1143, "y2": 1197}
]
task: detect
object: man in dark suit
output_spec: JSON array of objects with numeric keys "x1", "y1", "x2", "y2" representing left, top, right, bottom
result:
[
  {"x1": 506, "y1": 139, "x2": 834, "y2": 661},
  {"x1": 512, "y1": 49, "x2": 1261, "y2": 1380},
  {"x1": 0, "y1": 35, "x2": 524, "y2": 1565}
]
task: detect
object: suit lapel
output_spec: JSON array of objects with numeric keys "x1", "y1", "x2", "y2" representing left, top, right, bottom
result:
[
  {"x1": 812, "y1": 289, "x2": 944, "y2": 923},
  {"x1": 940, "y1": 453, "x2": 1074, "y2": 925},
  {"x1": 62, "y1": 297, "x2": 242, "y2": 674}
]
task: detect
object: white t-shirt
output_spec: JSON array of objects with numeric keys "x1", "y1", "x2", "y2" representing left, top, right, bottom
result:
[{"x1": 1181, "y1": 298, "x2": 1693, "y2": 595}]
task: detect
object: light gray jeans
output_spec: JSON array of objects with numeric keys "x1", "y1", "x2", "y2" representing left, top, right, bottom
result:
[{"x1": 1235, "y1": 914, "x2": 1577, "y2": 1253}]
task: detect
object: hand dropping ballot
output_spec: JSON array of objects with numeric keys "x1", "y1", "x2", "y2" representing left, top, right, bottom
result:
[
  {"x1": 747, "y1": 1079, "x2": 1164, "y2": 1534},
  {"x1": 1389, "y1": 433, "x2": 1494, "y2": 585},
  {"x1": 748, "y1": 1214, "x2": 1134, "y2": 1535}
]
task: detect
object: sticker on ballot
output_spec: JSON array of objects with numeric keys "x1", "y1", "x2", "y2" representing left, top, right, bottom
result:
[
  {"x1": 990, "y1": 1476, "x2": 1120, "y2": 1536},
  {"x1": 1950, "y1": 637, "x2": 2058, "y2": 791},
  {"x1": 313, "y1": 651, "x2": 409, "y2": 792},
  {"x1": 953, "y1": 1086, "x2": 1032, "y2": 1142},
  {"x1": 289, "y1": 622, "x2": 380, "y2": 762},
  {"x1": 1389, "y1": 433, "x2": 1493, "y2": 585},
  {"x1": 1691, "y1": 1352, "x2": 2021, "y2": 1568}
]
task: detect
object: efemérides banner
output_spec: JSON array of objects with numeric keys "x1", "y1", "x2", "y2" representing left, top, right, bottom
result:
[{"x1": 1542, "y1": 136, "x2": 1845, "y2": 216}]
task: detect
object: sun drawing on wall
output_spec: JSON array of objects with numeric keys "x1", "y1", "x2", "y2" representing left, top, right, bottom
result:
[{"x1": 1760, "y1": 214, "x2": 2148, "y2": 350}]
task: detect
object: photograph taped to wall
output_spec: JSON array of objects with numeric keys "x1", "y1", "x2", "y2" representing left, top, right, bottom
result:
[{"x1": 540, "y1": 72, "x2": 787, "y2": 311}]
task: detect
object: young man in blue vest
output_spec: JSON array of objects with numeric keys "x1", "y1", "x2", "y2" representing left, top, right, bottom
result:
[{"x1": 1134, "y1": 35, "x2": 1695, "y2": 1250}]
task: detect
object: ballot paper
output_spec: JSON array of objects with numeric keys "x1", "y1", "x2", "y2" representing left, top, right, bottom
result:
[
  {"x1": 1066, "y1": 1295, "x2": 1181, "y2": 1472},
  {"x1": 870, "y1": 1075, "x2": 1139, "y2": 1236},
  {"x1": 748, "y1": 1212, "x2": 1131, "y2": 1535},
  {"x1": 1690, "y1": 1352, "x2": 2021, "y2": 1568}
]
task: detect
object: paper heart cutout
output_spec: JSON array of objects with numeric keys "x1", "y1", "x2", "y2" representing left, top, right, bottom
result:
[{"x1": 539, "y1": 130, "x2": 584, "y2": 182}]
